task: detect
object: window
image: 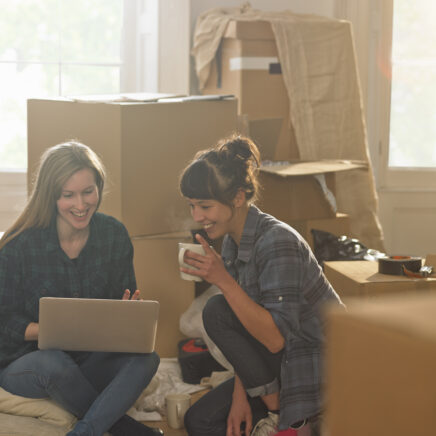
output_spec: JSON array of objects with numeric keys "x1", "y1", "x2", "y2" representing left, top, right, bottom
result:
[
  {"x1": 0, "y1": 0, "x2": 124, "y2": 170},
  {"x1": 375, "y1": 0, "x2": 436, "y2": 189},
  {"x1": 389, "y1": 0, "x2": 436, "y2": 168}
]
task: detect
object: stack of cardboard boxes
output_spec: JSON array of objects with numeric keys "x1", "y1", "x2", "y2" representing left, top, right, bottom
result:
[
  {"x1": 199, "y1": 19, "x2": 436, "y2": 436},
  {"x1": 27, "y1": 96, "x2": 238, "y2": 357},
  {"x1": 202, "y1": 20, "x2": 361, "y2": 250}
]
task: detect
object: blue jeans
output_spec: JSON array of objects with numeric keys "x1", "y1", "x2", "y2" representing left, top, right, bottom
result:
[
  {"x1": 0, "y1": 349, "x2": 159, "y2": 436},
  {"x1": 184, "y1": 294, "x2": 283, "y2": 436}
]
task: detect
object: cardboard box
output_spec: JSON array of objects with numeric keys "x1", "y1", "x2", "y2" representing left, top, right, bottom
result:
[
  {"x1": 27, "y1": 96, "x2": 238, "y2": 237},
  {"x1": 132, "y1": 232, "x2": 195, "y2": 358},
  {"x1": 202, "y1": 20, "x2": 298, "y2": 161},
  {"x1": 325, "y1": 293, "x2": 436, "y2": 436},
  {"x1": 289, "y1": 213, "x2": 350, "y2": 249},
  {"x1": 324, "y1": 259, "x2": 436, "y2": 300},
  {"x1": 256, "y1": 160, "x2": 366, "y2": 222}
]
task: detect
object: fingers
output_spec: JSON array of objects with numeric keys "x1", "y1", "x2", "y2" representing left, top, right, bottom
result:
[
  {"x1": 195, "y1": 233, "x2": 213, "y2": 253},
  {"x1": 184, "y1": 249, "x2": 205, "y2": 263},
  {"x1": 180, "y1": 265, "x2": 202, "y2": 278},
  {"x1": 122, "y1": 289, "x2": 141, "y2": 300},
  {"x1": 131, "y1": 289, "x2": 141, "y2": 300},
  {"x1": 226, "y1": 421, "x2": 235, "y2": 436},
  {"x1": 245, "y1": 419, "x2": 252, "y2": 436}
]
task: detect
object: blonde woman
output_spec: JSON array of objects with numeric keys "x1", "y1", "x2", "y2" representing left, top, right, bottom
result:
[
  {"x1": 179, "y1": 136, "x2": 344, "y2": 436},
  {"x1": 0, "y1": 142, "x2": 162, "y2": 436}
]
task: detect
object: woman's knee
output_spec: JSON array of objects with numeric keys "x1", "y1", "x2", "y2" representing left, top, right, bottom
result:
[
  {"x1": 134, "y1": 351, "x2": 159, "y2": 368},
  {"x1": 202, "y1": 294, "x2": 230, "y2": 337},
  {"x1": 184, "y1": 385, "x2": 230, "y2": 436},
  {"x1": 184, "y1": 401, "x2": 211, "y2": 436},
  {"x1": 18, "y1": 350, "x2": 72, "y2": 373},
  {"x1": 36, "y1": 350, "x2": 78, "y2": 379}
]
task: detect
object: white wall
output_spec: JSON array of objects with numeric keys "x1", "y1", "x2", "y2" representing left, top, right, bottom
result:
[{"x1": 0, "y1": 172, "x2": 26, "y2": 232}]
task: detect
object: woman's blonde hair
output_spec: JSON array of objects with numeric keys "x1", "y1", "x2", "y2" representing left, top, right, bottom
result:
[{"x1": 0, "y1": 141, "x2": 106, "y2": 250}]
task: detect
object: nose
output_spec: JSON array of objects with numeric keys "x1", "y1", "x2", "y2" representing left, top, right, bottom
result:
[{"x1": 75, "y1": 195, "x2": 86, "y2": 210}]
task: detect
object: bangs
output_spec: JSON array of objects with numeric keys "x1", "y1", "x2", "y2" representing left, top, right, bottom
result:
[{"x1": 180, "y1": 160, "x2": 215, "y2": 200}]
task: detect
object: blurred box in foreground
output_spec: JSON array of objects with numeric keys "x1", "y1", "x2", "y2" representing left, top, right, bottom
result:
[{"x1": 325, "y1": 293, "x2": 436, "y2": 436}]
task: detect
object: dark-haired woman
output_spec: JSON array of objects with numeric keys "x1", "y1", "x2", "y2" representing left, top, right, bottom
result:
[
  {"x1": 0, "y1": 142, "x2": 162, "y2": 436},
  {"x1": 179, "y1": 136, "x2": 344, "y2": 436}
]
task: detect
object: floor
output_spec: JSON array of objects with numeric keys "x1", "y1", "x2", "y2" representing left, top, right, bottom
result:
[
  {"x1": 142, "y1": 389, "x2": 209, "y2": 436},
  {"x1": 145, "y1": 420, "x2": 188, "y2": 436}
]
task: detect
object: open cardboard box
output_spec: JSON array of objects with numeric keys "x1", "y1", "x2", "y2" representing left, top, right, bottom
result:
[
  {"x1": 325, "y1": 292, "x2": 436, "y2": 436},
  {"x1": 202, "y1": 20, "x2": 296, "y2": 161},
  {"x1": 324, "y1": 255, "x2": 436, "y2": 301},
  {"x1": 256, "y1": 160, "x2": 366, "y2": 222}
]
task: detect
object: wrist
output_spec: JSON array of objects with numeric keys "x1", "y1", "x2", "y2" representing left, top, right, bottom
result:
[{"x1": 217, "y1": 271, "x2": 238, "y2": 293}]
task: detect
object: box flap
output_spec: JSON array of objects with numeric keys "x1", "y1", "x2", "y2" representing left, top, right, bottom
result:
[
  {"x1": 67, "y1": 92, "x2": 182, "y2": 103},
  {"x1": 224, "y1": 20, "x2": 275, "y2": 40},
  {"x1": 260, "y1": 159, "x2": 367, "y2": 177},
  {"x1": 160, "y1": 95, "x2": 235, "y2": 103}
]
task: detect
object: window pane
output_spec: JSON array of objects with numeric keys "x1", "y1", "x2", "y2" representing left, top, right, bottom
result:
[
  {"x1": 60, "y1": 0, "x2": 123, "y2": 63},
  {"x1": 0, "y1": 63, "x2": 59, "y2": 170},
  {"x1": 389, "y1": 0, "x2": 436, "y2": 167},
  {"x1": 0, "y1": 0, "x2": 124, "y2": 170},
  {"x1": 62, "y1": 65, "x2": 120, "y2": 95},
  {"x1": 0, "y1": 0, "x2": 60, "y2": 62}
]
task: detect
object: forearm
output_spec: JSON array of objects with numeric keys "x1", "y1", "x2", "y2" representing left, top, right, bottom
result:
[
  {"x1": 0, "y1": 311, "x2": 35, "y2": 345},
  {"x1": 218, "y1": 274, "x2": 284, "y2": 353},
  {"x1": 233, "y1": 374, "x2": 246, "y2": 400}
]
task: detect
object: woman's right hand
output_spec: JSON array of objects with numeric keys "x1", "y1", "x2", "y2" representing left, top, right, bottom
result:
[
  {"x1": 226, "y1": 381, "x2": 253, "y2": 436},
  {"x1": 181, "y1": 233, "x2": 234, "y2": 289}
]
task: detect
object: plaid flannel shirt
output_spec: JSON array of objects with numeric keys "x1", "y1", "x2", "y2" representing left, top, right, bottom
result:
[
  {"x1": 221, "y1": 205, "x2": 344, "y2": 429},
  {"x1": 0, "y1": 212, "x2": 136, "y2": 368}
]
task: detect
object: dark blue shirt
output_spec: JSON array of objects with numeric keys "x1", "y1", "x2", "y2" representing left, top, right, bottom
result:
[
  {"x1": 221, "y1": 205, "x2": 344, "y2": 429},
  {"x1": 0, "y1": 212, "x2": 136, "y2": 368}
]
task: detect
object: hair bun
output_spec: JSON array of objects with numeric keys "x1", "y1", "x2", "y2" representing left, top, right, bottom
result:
[{"x1": 218, "y1": 135, "x2": 260, "y2": 168}]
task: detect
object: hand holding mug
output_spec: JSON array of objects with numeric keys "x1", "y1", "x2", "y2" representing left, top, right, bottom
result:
[
  {"x1": 178, "y1": 243, "x2": 207, "y2": 282},
  {"x1": 179, "y1": 234, "x2": 230, "y2": 287}
]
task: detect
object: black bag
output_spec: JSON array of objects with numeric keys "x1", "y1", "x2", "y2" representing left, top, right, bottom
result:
[
  {"x1": 177, "y1": 338, "x2": 226, "y2": 384},
  {"x1": 311, "y1": 229, "x2": 383, "y2": 267}
]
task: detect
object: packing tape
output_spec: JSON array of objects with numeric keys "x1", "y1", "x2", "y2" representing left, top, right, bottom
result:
[{"x1": 378, "y1": 256, "x2": 422, "y2": 276}]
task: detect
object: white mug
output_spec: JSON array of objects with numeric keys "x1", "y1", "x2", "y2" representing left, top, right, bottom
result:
[
  {"x1": 178, "y1": 242, "x2": 206, "y2": 282},
  {"x1": 165, "y1": 393, "x2": 191, "y2": 429}
]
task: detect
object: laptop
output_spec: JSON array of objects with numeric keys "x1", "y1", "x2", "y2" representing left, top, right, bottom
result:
[{"x1": 38, "y1": 297, "x2": 159, "y2": 353}]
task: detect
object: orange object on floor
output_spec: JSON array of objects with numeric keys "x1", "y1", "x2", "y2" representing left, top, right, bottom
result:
[{"x1": 276, "y1": 429, "x2": 297, "y2": 435}]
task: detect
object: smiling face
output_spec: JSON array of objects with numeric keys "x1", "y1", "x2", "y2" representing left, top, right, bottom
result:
[
  {"x1": 187, "y1": 198, "x2": 234, "y2": 240},
  {"x1": 56, "y1": 168, "x2": 99, "y2": 234}
]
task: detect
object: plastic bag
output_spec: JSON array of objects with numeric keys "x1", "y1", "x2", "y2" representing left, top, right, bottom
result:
[{"x1": 179, "y1": 285, "x2": 233, "y2": 371}]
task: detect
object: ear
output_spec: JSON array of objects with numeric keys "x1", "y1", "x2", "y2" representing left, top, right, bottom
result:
[{"x1": 233, "y1": 189, "x2": 246, "y2": 208}]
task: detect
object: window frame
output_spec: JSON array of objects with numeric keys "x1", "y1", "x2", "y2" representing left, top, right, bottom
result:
[{"x1": 376, "y1": 0, "x2": 436, "y2": 191}]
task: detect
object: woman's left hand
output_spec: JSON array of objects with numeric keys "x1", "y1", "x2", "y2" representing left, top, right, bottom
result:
[
  {"x1": 180, "y1": 233, "x2": 233, "y2": 288},
  {"x1": 122, "y1": 289, "x2": 141, "y2": 300}
]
